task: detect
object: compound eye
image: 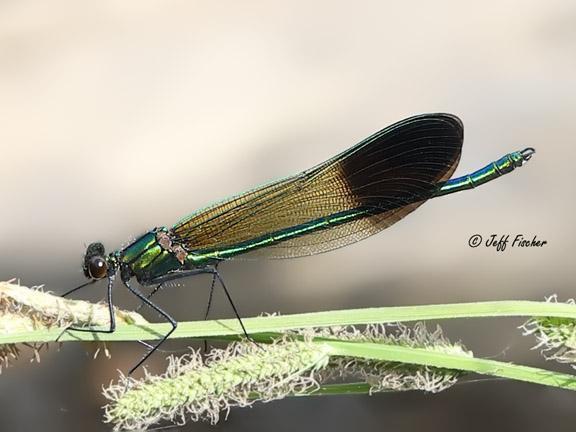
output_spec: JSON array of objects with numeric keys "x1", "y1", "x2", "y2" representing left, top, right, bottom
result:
[{"x1": 88, "y1": 256, "x2": 108, "y2": 279}]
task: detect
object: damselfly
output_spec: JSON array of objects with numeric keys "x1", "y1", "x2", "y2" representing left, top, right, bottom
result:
[{"x1": 63, "y1": 113, "x2": 535, "y2": 374}]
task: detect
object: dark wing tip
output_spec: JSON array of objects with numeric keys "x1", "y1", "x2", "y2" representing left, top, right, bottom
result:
[
  {"x1": 405, "y1": 112, "x2": 464, "y2": 138},
  {"x1": 432, "y1": 113, "x2": 463, "y2": 139}
]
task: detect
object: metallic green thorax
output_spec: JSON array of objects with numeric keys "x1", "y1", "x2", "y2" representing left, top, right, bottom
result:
[{"x1": 120, "y1": 231, "x2": 184, "y2": 283}]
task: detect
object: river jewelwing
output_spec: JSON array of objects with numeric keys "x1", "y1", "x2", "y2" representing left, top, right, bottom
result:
[{"x1": 62, "y1": 113, "x2": 535, "y2": 374}]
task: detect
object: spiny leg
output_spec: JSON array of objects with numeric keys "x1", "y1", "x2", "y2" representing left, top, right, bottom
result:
[
  {"x1": 203, "y1": 271, "x2": 218, "y2": 321},
  {"x1": 180, "y1": 266, "x2": 251, "y2": 341},
  {"x1": 155, "y1": 266, "x2": 251, "y2": 341},
  {"x1": 134, "y1": 275, "x2": 205, "y2": 352},
  {"x1": 135, "y1": 282, "x2": 165, "y2": 313},
  {"x1": 142, "y1": 269, "x2": 218, "y2": 322},
  {"x1": 203, "y1": 270, "x2": 218, "y2": 352},
  {"x1": 210, "y1": 268, "x2": 250, "y2": 341},
  {"x1": 134, "y1": 283, "x2": 166, "y2": 350},
  {"x1": 135, "y1": 273, "x2": 215, "y2": 318},
  {"x1": 141, "y1": 266, "x2": 251, "y2": 348},
  {"x1": 122, "y1": 279, "x2": 177, "y2": 375},
  {"x1": 139, "y1": 268, "x2": 216, "y2": 308},
  {"x1": 131, "y1": 268, "x2": 219, "y2": 353},
  {"x1": 134, "y1": 269, "x2": 217, "y2": 322}
]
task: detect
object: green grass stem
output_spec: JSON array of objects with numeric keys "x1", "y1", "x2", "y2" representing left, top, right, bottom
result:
[{"x1": 3, "y1": 300, "x2": 576, "y2": 344}]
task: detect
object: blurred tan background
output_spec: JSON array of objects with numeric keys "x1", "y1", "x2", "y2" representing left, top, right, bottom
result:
[{"x1": 1, "y1": 1, "x2": 575, "y2": 431}]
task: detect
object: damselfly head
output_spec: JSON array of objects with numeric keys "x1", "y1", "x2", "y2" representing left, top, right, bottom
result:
[{"x1": 83, "y1": 242, "x2": 108, "y2": 280}]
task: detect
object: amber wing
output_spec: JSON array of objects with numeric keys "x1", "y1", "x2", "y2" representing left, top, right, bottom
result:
[{"x1": 171, "y1": 113, "x2": 463, "y2": 258}]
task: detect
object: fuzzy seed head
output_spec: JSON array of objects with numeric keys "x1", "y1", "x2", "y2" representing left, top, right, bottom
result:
[
  {"x1": 0, "y1": 281, "x2": 147, "y2": 372},
  {"x1": 521, "y1": 296, "x2": 576, "y2": 365},
  {"x1": 103, "y1": 338, "x2": 331, "y2": 431},
  {"x1": 104, "y1": 323, "x2": 469, "y2": 431}
]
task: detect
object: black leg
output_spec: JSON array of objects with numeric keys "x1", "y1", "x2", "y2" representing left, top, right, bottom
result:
[
  {"x1": 135, "y1": 282, "x2": 165, "y2": 313},
  {"x1": 57, "y1": 275, "x2": 116, "y2": 341},
  {"x1": 148, "y1": 266, "x2": 250, "y2": 340},
  {"x1": 203, "y1": 271, "x2": 218, "y2": 352},
  {"x1": 203, "y1": 271, "x2": 218, "y2": 321},
  {"x1": 146, "y1": 268, "x2": 217, "y2": 285},
  {"x1": 61, "y1": 279, "x2": 96, "y2": 298},
  {"x1": 144, "y1": 266, "x2": 250, "y2": 354},
  {"x1": 135, "y1": 266, "x2": 219, "y2": 314},
  {"x1": 133, "y1": 282, "x2": 168, "y2": 351},
  {"x1": 122, "y1": 279, "x2": 177, "y2": 375},
  {"x1": 211, "y1": 269, "x2": 251, "y2": 341},
  {"x1": 145, "y1": 267, "x2": 228, "y2": 324},
  {"x1": 135, "y1": 268, "x2": 218, "y2": 316}
]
